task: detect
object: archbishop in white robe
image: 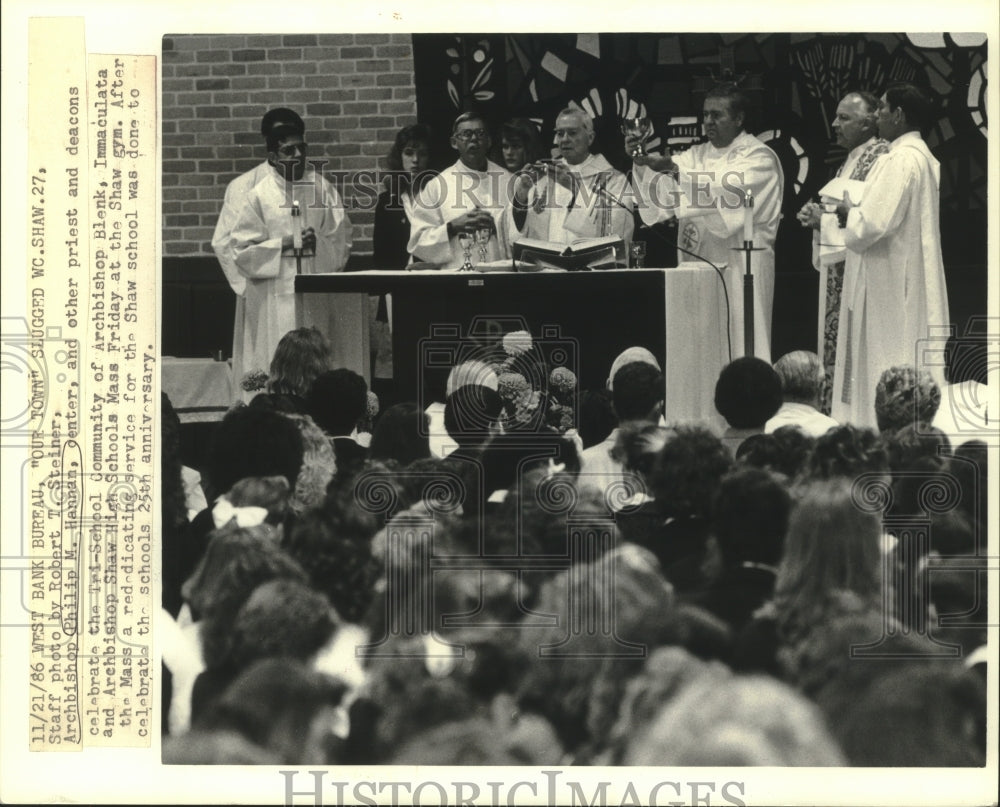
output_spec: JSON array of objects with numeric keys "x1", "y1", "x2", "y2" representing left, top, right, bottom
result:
[
  {"x1": 833, "y1": 131, "x2": 950, "y2": 428},
  {"x1": 632, "y1": 131, "x2": 784, "y2": 361},
  {"x1": 500, "y1": 153, "x2": 634, "y2": 251},
  {"x1": 407, "y1": 159, "x2": 512, "y2": 271},
  {"x1": 229, "y1": 167, "x2": 351, "y2": 384},
  {"x1": 809, "y1": 137, "x2": 889, "y2": 385}
]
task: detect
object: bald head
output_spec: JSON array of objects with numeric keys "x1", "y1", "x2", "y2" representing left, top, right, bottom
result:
[
  {"x1": 832, "y1": 93, "x2": 879, "y2": 151},
  {"x1": 608, "y1": 346, "x2": 661, "y2": 390}
]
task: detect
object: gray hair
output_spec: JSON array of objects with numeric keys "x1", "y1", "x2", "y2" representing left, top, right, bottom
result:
[
  {"x1": 555, "y1": 106, "x2": 594, "y2": 135},
  {"x1": 452, "y1": 110, "x2": 487, "y2": 136},
  {"x1": 773, "y1": 350, "x2": 825, "y2": 404}
]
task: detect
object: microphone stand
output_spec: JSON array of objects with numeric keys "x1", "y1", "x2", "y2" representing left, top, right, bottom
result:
[
  {"x1": 291, "y1": 200, "x2": 303, "y2": 275},
  {"x1": 735, "y1": 240, "x2": 764, "y2": 357},
  {"x1": 596, "y1": 181, "x2": 733, "y2": 363}
]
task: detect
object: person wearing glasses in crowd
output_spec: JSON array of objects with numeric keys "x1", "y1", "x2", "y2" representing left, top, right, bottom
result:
[
  {"x1": 408, "y1": 112, "x2": 512, "y2": 271},
  {"x1": 222, "y1": 112, "x2": 351, "y2": 383}
]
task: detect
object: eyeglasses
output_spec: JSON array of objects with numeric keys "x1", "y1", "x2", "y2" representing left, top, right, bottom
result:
[
  {"x1": 454, "y1": 129, "x2": 489, "y2": 142},
  {"x1": 276, "y1": 142, "x2": 308, "y2": 157}
]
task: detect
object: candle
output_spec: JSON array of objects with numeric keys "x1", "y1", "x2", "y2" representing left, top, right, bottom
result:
[
  {"x1": 291, "y1": 200, "x2": 302, "y2": 252},
  {"x1": 743, "y1": 188, "x2": 754, "y2": 244}
]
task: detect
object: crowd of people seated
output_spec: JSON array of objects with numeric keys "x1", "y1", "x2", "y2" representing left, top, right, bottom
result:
[{"x1": 161, "y1": 325, "x2": 989, "y2": 767}]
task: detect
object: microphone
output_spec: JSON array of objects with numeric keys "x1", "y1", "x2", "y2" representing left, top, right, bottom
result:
[{"x1": 594, "y1": 182, "x2": 733, "y2": 363}]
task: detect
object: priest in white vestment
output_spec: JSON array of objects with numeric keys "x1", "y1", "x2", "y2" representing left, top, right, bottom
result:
[
  {"x1": 213, "y1": 109, "x2": 310, "y2": 387},
  {"x1": 228, "y1": 129, "x2": 351, "y2": 384},
  {"x1": 501, "y1": 107, "x2": 634, "y2": 252},
  {"x1": 408, "y1": 112, "x2": 511, "y2": 271},
  {"x1": 834, "y1": 83, "x2": 950, "y2": 429},
  {"x1": 630, "y1": 83, "x2": 784, "y2": 361},
  {"x1": 796, "y1": 92, "x2": 888, "y2": 403}
]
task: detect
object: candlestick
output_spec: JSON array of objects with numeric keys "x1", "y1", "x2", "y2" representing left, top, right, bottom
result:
[
  {"x1": 743, "y1": 188, "x2": 754, "y2": 244},
  {"x1": 292, "y1": 200, "x2": 303, "y2": 252}
]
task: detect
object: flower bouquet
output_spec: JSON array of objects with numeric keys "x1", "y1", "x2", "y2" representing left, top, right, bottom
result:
[{"x1": 489, "y1": 329, "x2": 578, "y2": 434}]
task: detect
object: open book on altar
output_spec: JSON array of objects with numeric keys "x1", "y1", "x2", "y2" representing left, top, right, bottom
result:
[{"x1": 512, "y1": 235, "x2": 624, "y2": 271}]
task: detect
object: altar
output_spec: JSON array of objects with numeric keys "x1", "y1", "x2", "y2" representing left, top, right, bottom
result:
[{"x1": 296, "y1": 264, "x2": 730, "y2": 428}]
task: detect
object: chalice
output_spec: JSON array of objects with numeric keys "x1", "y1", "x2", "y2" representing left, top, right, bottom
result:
[
  {"x1": 457, "y1": 231, "x2": 475, "y2": 271},
  {"x1": 621, "y1": 117, "x2": 652, "y2": 158},
  {"x1": 475, "y1": 226, "x2": 492, "y2": 263}
]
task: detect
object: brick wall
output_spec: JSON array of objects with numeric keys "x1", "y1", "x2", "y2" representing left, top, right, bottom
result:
[{"x1": 161, "y1": 33, "x2": 417, "y2": 258}]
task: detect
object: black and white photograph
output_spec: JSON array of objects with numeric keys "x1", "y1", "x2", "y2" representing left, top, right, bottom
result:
[
  {"x1": 2, "y1": 4, "x2": 998, "y2": 806},
  {"x1": 159, "y1": 26, "x2": 994, "y2": 770}
]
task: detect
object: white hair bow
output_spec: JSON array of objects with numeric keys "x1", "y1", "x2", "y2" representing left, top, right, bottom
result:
[{"x1": 211, "y1": 497, "x2": 268, "y2": 529}]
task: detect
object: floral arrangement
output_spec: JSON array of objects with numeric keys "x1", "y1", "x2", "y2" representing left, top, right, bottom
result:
[
  {"x1": 497, "y1": 371, "x2": 541, "y2": 428},
  {"x1": 484, "y1": 329, "x2": 577, "y2": 434},
  {"x1": 502, "y1": 329, "x2": 533, "y2": 356},
  {"x1": 549, "y1": 366, "x2": 576, "y2": 397},
  {"x1": 240, "y1": 369, "x2": 269, "y2": 392},
  {"x1": 366, "y1": 390, "x2": 380, "y2": 420},
  {"x1": 546, "y1": 367, "x2": 577, "y2": 433},
  {"x1": 497, "y1": 372, "x2": 532, "y2": 406}
]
